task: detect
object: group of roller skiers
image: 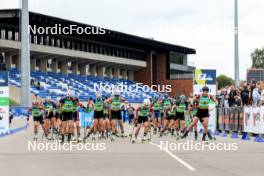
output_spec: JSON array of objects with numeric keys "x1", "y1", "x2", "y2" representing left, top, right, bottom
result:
[{"x1": 29, "y1": 86, "x2": 217, "y2": 143}]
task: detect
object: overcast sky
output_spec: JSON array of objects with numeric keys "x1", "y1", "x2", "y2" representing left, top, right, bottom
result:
[{"x1": 1, "y1": 0, "x2": 264, "y2": 80}]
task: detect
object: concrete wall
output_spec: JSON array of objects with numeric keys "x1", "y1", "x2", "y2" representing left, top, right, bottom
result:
[{"x1": 9, "y1": 86, "x2": 36, "y2": 105}]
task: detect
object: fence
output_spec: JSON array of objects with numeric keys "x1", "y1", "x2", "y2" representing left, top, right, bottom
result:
[
  {"x1": 217, "y1": 106, "x2": 244, "y2": 133},
  {"x1": 216, "y1": 105, "x2": 264, "y2": 142}
]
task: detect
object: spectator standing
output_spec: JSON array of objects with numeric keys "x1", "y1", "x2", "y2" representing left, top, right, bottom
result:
[
  {"x1": 252, "y1": 82, "x2": 261, "y2": 106},
  {"x1": 241, "y1": 85, "x2": 249, "y2": 106},
  {"x1": 228, "y1": 85, "x2": 237, "y2": 107},
  {"x1": 259, "y1": 82, "x2": 264, "y2": 105},
  {"x1": 127, "y1": 104, "x2": 135, "y2": 124}
]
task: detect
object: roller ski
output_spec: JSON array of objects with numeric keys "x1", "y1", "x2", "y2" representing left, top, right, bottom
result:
[
  {"x1": 129, "y1": 134, "x2": 133, "y2": 141},
  {"x1": 106, "y1": 131, "x2": 111, "y2": 139},
  {"x1": 82, "y1": 136, "x2": 87, "y2": 143},
  {"x1": 71, "y1": 136, "x2": 78, "y2": 143},
  {"x1": 159, "y1": 132, "x2": 163, "y2": 138},
  {"x1": 175, "y1": 133, "x2": 180, "y2": 141},
  {"x1": 77, "y1": 136, "x2": 83, "y2": 143},
  {"x1": 153, "y1": 128, "x2": 158, "y2": 135},
  {"x1": 45, "y1": 134, "x2": 52, "y2": 141},
  {"x1": 121, "y1": 133, "x2": 128, "y2": 138},
  {"x1": 60, "y1": 135, "x2": 65, "y2": 144},
  {"x1": 99, "y1": 134, "x2": 107, "y2": 140},
  {"x1": 131, "y1": 136, "x2": 136, "y2": 144},
  {"x1": 110, "y1": 135, "x2": 115, "y2": 142},
  {"x1": 208, "y1": 133, "x2": 216, "y2": 141},
  {"x1": 141, "y1": 136, "x2": 149, "y2": 144},
  {"x1": 67, "y1": 134, "x2": 72, "y2": 142},
  {"x1": 129, "y1": 125, "x2": 136, "y2": 140},
  {"x1": 202, "y1": 134, "x2": 209, "y2": 144},
  {"x1": 91, "y1": 134, "x2": 96, "y2": 141},
  {"x1": 202, "y1": 139, "x2": 209, "y2": 144},
  {"x1": 181, "y1": 131, "x2": 189, "y2": 139}
]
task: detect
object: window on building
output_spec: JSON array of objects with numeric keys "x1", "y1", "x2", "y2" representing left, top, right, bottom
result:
[
  {"x1": 169, "y1": 52, "x2": 184, "y2": 65},
  {"x1": 36, "y1": 59, "x2": 40, "y2": 68}
]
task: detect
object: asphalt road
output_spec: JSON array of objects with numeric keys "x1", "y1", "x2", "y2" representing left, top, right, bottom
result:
[{"x1": 0, "y1": 120, "x2": 264, "y2": 176}]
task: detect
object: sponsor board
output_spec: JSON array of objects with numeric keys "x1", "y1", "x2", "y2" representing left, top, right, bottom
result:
[
  {"x1": 193, "y1": 69, "x2": 217, "y2": 133},
  {"x1": 193, "y1": 69, "x2": 217, "y2": 96},
  {"x1": 0, "y1": 72, "x2": 9, "y2": 134},
  {"x1": 244, "y1": 106, "x2": 264, "y2": 134},
  {"x1": 197, "y1": 103, "x2": 217, "y2": 133}
]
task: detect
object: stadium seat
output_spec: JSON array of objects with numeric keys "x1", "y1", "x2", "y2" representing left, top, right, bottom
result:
[{"x1": 8, "y1": 70, "x2": 159, "y2": 103}]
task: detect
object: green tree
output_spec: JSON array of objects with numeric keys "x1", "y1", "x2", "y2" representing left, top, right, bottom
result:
[
  {"x1": 251, "y1": 47, "x2": 264, "y2": 68},
  {"x1": 217, "y1": 74, "x2": 235, "y2": 89}
]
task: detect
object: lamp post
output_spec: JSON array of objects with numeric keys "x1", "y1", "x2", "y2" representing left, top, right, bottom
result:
[
  {"x1": 234, "y1": 0, "x2": 240, "y2": 86},
  {"x1": 20, "y1": 0, "x2": 31, "y2": 107}
]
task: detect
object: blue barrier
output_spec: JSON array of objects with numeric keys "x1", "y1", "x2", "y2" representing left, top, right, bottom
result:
[
  {"x1": 0, "y1": 124, "x2": 29, "y2": 138},
  {"x1": 254, "y1": 134, "x2": 264, "y2": 143},
  {"x1": 231, "y1": 132, "x2": 239, "y2": 139},
  {"x1": 242, "y1": 132, "x2": 250, "y2": 140},
  {"x1": 9, "y1": 124, "x2": 29, "y2": 134},
  {"x1": 10, "y1": 107, "x2": 29, "y2": 118},
  {"x1": 213, "y1": 130, "x2": 220, "y2": 136},
  {"x1": 0, "y1": 131, "x2": 10, "y2": 137},
  {"x1": 221, "y1": 131, "x2": 228, "y2": 137}
]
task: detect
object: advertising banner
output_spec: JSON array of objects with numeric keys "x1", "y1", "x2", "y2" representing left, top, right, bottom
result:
[
  {"x1": 197, "y1": 103, "x2": 216, "y2": 133},
  {"x1": 0, "y1": 72, "x2": 9, "y2": 134},
  {"x1": 193, "y1": 69, "x2": 217, "y2": 96},
  {"x1": 79, "y1": 111, "x2": 94, "y2": 128},
  {"x1": 244, "y1": 106, "x2": 264, "y2": 134},
  {"x1": 194, "y1": 69, "x2": 217, "y2": 133}
]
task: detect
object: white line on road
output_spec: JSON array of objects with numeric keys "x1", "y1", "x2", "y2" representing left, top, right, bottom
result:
[{"x1": 149, "y1": 142, "x2": 196, "y2": 172}]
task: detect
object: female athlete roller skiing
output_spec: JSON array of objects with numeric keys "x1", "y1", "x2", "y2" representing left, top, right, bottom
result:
[
  {"x1": 131, "y1": 99, "x2": 153, "y2": 143},
  {"x1": 182, "y1": 86, "x2": 217, "y2": 141}
]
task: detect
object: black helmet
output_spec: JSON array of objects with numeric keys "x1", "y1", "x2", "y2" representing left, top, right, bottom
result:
[{"x1": 202, "y1": 86, "x2": 209, "y2": 92}]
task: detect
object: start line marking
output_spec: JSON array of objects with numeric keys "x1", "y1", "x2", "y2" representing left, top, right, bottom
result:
[{"x1": 149, "y1": 141, "x2": 196, "y2": 172}]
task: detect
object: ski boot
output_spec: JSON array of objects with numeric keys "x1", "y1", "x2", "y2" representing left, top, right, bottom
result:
[
  {"x1": 46, "y1": 134, "x2": 52, "y2": 140},
  {"x1": 202, "y1": 134, "x2": 209, "y2": 144},
  {"x1": 33, "y1": 135, "x2": 38, "y2": 141},
  {"x1": 208, "y1": 133, "x2": 216, "y2": 141},
  {"x1": 131, "y1": 137, "x2": 136, "y2": 144},
  {"x1": 91, "y1": 134, "x2": 96, "y2": 141},
  {"x1": 141, "y1": 136, "x2": 147, "y2": 143},
  {"x1": 153, "y1": 128, "x2": 157, "y2": 135},
  {"x1": 181, "y1": 131, "x2": 189, "y2": 139}
]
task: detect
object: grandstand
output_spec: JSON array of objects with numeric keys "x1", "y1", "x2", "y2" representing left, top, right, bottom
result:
[
  {"x1": 0, "y1": 9, "x2": 196, "y2": 102},
  {"x1": 9, "y1": 69, "x2": 159, "y2": 102}
]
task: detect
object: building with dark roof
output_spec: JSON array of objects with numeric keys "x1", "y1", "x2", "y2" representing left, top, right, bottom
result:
[{"x1": 0, "y1": 9, "x2": 196, "y2": 95}]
